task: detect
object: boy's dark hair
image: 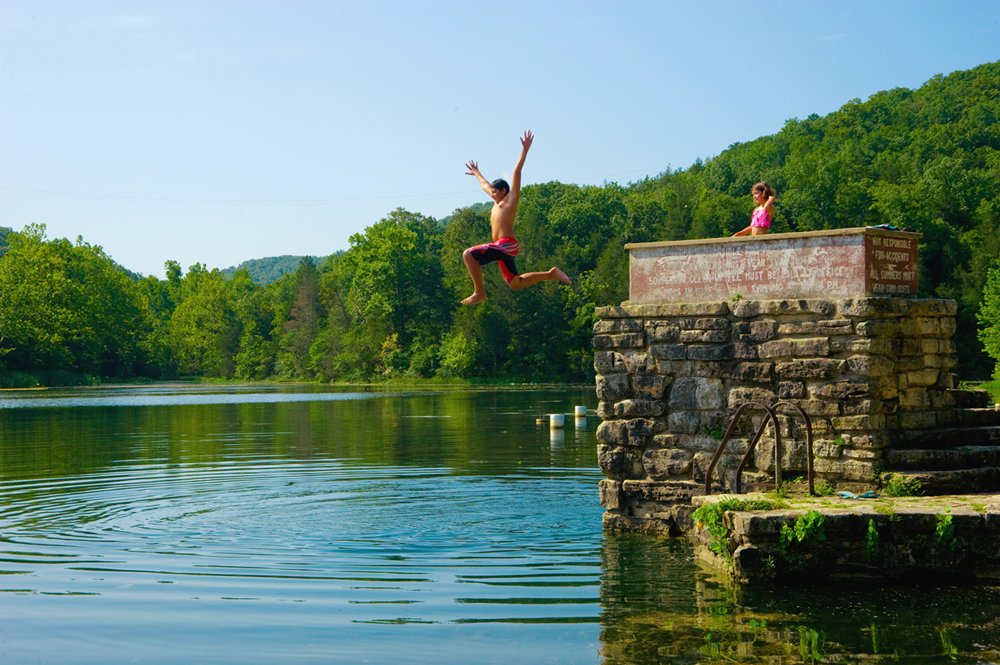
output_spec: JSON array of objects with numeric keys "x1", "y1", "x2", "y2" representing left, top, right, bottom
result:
[{"x1": 491, "y1": 178, "x2": 510, "y2": 194}]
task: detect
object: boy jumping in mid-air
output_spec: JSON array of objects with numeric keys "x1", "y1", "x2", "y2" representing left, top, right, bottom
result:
[{"x1": 461, "y1": 130, "x2": 572, "y2": 305}]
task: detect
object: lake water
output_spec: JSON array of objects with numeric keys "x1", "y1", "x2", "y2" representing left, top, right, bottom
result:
[{"x1": 0, "y1": 385, "x2": 998, "y2": 664}]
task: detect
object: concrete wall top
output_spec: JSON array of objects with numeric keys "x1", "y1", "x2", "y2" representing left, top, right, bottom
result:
[{"x1": 627, "y1": 227, "x2": 920, "y2": 305}]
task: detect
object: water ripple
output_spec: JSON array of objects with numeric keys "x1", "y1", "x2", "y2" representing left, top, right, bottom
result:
[{"x1": 0, "y1": 457, "x2": 603, "y2": 630}]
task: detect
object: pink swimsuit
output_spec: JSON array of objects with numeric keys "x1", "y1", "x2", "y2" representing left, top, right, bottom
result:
[{"x1": 751, "y1": 207, "x2": 772, "y2": 229}]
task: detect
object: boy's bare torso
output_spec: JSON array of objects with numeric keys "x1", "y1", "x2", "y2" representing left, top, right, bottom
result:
[{"x1": 490, "y1": 194, "x2": 519, "y2": 240}]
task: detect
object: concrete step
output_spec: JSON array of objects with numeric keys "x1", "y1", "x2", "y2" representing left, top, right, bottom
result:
[
  {"x1": 951, "y1": 407, "x2": 1000, "y2": 427},
  {"x1": 947, "y1": 388, "x2": 994, "y2": 409},
  {"x1": 883, "y1": 467, "x2": 1000, "y2": 495},
  {"x1": 891, "y1": 426, "x2": 1000, "y2": 449},
  {"x1": 886, "y1": 445, "x2": 1000, "y2": 470}
]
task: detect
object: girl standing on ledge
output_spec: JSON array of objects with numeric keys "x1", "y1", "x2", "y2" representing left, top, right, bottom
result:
[{"x1": 732, "y1": 182, "x2": 776, "y2": 236}]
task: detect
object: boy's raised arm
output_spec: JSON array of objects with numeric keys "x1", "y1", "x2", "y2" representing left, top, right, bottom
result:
[
  {"x1": 465, "y1": 160, "x2": 493, "y2": 196},
  {"x1": 510, "y1": 130, "x2": 533, "y2": 195}
]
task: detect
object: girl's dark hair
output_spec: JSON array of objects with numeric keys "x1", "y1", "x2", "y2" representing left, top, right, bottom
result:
[
  {"x1": 491, "y1": 178, "x2": 510, "y2": 194},
  {"x1": 753, "y1": 181, "x2": 776, "y2": 199}
]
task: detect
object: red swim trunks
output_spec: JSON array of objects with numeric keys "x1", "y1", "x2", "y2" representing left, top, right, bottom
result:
[{"x1": 468, "y1": 237, "x2": 520, "y2": 284}]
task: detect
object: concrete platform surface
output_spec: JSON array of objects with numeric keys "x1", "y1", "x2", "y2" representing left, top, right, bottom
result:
[{"x1": 689, "y1": 492, "x2": 1000, "y2": 585}]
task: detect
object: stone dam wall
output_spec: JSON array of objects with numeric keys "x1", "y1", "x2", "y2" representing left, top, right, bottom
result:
[{"x1": 594, "y1": 296, "x2": 960, "y2": 533}]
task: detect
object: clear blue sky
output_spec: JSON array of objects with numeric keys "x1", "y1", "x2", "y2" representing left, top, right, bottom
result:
[{"x1": 1, "y1": 1, "x2": 997, "y2": 277}]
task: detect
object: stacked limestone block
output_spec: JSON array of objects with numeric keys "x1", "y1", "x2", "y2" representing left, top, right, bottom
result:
[{"x1": 595, "y1": 297, "x2": 958, "y2": 533}]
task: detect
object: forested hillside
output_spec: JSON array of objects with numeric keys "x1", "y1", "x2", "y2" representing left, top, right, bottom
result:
[
  {"x1": 1, "y1": 61, "x2": 998, "y2": 386},
  {"x1": 222, "y1": 255, "x2": 331, "y2": 285}
]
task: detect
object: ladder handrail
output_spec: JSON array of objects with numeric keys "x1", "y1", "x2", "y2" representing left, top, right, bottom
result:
[
  {"x1": 773, "y1": 401, "x2": 815, "y2": 495},
  {"x1": 704, "y1": 401, "x2": 815, "y2": 496},
  {"x1": 704, "y1": 402, "x2": 777, "y2": 495},
  {"x1": 733, "y1": 410, "x2": 781, "y2": 494}
]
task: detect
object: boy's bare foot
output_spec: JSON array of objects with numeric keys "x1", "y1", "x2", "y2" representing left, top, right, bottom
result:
[
  {"x1": 552, "y1": 268, "x2": 572, "y2": 286},
  {"x1": 462, "y1": 292, "x2": 487, "y2": 305}
]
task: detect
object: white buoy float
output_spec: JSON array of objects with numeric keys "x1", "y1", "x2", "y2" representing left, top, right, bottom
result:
[
  {"x1": 549, "y1": 413, "x2": 565, "y2": 429},
  {"x1": 574, "y1": 405, "x2": 587, "y2": 417}
]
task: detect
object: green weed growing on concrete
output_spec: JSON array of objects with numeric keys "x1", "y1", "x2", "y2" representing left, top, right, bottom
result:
[
  {"x1": 692, "y1": 497, "x2": 784, "y2": 566},
  {"x1": 814, "y1": 479, "x2": 835, "y2": 496},
  {"x1": 934, "y1": 512, "x2": 959, "y2": 553},
  {"x1": 788, "y1": 510, "x2": 826, "y2": 545},
  {"x1": 763, "y1": 555, "x2": 776, "y2": 578},
  {"x1": 701, "y1": 423, "x2": 726, "y2": 441},
  {"x1": 692, "y1": 503, "x2": 731, "y2": 560},
  {"x1": 767, "y1": 484, "x2": 792, "y2": 500},
  {"x1": 864, "y1": 518, "x2": 880, "y2": 562},
  {"x1": 873, "y1": 501, "x2": 901, "y2": 522},
  {"x1": 779, "y1": 510, "x2": 826, "y2": 570},
  {"x1": 882, "y1": 473, "x2": 923, "y2": 497}
]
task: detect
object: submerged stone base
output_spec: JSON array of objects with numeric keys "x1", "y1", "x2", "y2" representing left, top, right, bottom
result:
[
  {"x1": 600, "y1": 480, "x2": 703, "y2": 535},
  {"x1": 690, "y1": 493, "x2": 1000, "y2": 584}
]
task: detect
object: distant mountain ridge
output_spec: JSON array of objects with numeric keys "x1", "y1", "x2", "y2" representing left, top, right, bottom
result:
[{"x1": 222, "y1": 255, "x2": 329, "y2": 284}]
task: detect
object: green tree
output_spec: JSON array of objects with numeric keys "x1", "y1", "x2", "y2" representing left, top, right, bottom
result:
[
  {"x1": 274, "y1": 258, "x2": 322, "y2": 379},
  {"x1": 70, "y1": 236, "x2": 146, "y2": 376},
  {"x1": 134, "y1": 260, "x2": 182, "y2": 378},
  {"x1": 231, "y1": 268, "x2": 275, "y2": 380},
  {"x1": 169, "y1": 264, "x2": 239, "y2": 377},
  {"x1": 326, "y1": 208, "x2": 450, "y2": 378},
  {"x1": 978, "y1": 259, "x2": 1000, "y2": 379},
  {"x1": 0, "y1": 224, "x2": 144, "y2": 377}
]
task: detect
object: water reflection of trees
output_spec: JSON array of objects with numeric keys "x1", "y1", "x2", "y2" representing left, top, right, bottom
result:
[
  {"x1": 599, "y1": 531, "x2": 1000, "y2": 663},
  {"x1": 0, "y1": 388, "x2": 598, "y2": 480}
]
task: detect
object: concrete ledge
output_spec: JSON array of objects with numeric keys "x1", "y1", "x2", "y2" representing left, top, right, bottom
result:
[
  {"x1": 627, "y1": 227, "x2": 920, "y2": 304},
  {"x1": 689, "y1": 493, "x2": 1000, "y2": 584}
]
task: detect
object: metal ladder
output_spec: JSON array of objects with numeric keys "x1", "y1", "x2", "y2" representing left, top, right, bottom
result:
[{"x1": 703, "y1": 401, "x2": 815, "y2": 495}]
